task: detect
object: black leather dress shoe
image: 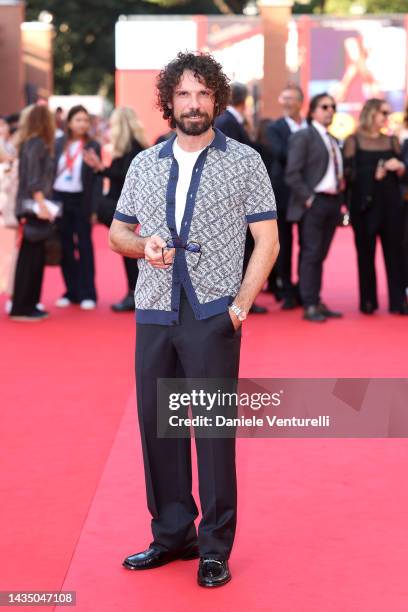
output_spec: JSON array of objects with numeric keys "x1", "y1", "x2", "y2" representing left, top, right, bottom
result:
[
  {"x1": 361, "y1": 301, "x2": 376, "y2": 315},
  {"x1": 390, "y1": 303, "x2": 408, "y2": 315},
  {"x1": 249, "y1": 303, "x2": 267, "y2": 314},
  {"x1": 111, "y1": 293, "x2": 135, "y2": 312},
  {"x1": 281, "y1": 296, "x2": 300, "y2": 310},
  {"x1": 303, "y1": 305, "x2": 326, "y2": 322},
  {"x1": 197, "y1": 558, "x2": 231, "y2": 588},
  {"x1": 123, "y1": 543, "x2": 199, "y2": 570},
  {"x1": 318, "y1": 302, "x2": 343, "y2": 318}
]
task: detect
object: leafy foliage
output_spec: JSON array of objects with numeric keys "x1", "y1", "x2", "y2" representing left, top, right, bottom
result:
[
  {"x1": 26, "y1": 0, "x2": 404, "y2": 98},
  {"x1": 294, "y1": 0, "x2": 408, "y2": 14},
  {"x1": 25, "y1": 0, "x2": 247, "y2": 100}
]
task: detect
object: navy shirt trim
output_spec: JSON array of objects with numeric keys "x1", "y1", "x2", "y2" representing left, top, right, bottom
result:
[
  {"x1": 158, "y1": 127, "x2": 227, "y2": 159},
  {"x1": 136, "y1": 294, "x2": 233, "y2": 325},
  {"x1": 246, "y1": 210, "x2": 278, "y2": 223},
  {"x1": 114, "y1": 211, "x2": 139, "y2": 224}
]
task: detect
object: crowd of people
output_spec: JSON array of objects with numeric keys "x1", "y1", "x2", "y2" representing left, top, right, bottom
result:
[
  {"x1": 215, "y1": 83, "x2": 408, "y2": 320},
  {"x1": 0, "y1": 103, "x2": 148, "y2": 320},
  {"x1": 1, "y1": 82, "x2": 408, "y2": 322}
]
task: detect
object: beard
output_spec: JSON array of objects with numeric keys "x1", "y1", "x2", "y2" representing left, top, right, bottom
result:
[{"x1": 173, "y1": 111, "x2": 213, "y2": 136}]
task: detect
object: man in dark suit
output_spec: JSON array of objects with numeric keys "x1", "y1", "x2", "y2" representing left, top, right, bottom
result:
[
  {"x1": 266, "y1": 85, "x2": 307, "y2": 309},
  {"x1": 215, "y1": 83, "x2": 267, "y2": 314},
  {"x1": 215, "y1": 82, "x2": 253, "y2": 146},
  {"x1": 285, "y1": 93, "x2": 344, "y2": 322}
]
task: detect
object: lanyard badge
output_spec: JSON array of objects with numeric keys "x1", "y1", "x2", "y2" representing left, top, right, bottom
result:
[{"x1": 65, "y1": 141, "x2": 83, "y2": 180}]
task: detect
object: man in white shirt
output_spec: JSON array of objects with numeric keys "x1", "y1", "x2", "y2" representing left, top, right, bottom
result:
[
  {"x1": 285, "y1": 93, "x2": 344, "y2": 322},
  {"x1": 266, "y1": 85, "x2": 307, "y2": 309},
  {"x1": 110, "y1": 52, "x2": 279, "y2": 588}
]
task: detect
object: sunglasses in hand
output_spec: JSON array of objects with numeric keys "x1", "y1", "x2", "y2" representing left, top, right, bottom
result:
[{"x1": 162, "y1": 238, "x2": 202, "y2": 270}]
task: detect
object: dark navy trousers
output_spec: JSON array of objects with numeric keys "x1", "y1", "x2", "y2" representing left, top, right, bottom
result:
[{"x1": 135, "y1": 292, "x2": 241, "y2": 560}]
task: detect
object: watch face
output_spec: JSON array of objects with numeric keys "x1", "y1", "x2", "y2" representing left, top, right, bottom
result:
[{"x1": 238, "y1": 311, "x2": 247, "y2": 321}]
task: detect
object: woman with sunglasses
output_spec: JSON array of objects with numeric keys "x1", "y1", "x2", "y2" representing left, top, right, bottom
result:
[{"x1": 343, "y1": 98, "x2": 407, "y2": 314}]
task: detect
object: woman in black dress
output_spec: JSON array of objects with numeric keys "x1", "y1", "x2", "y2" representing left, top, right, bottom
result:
[
  {"x1": 343, "y1": 98, "x2": 407, "y2": 314},
  {"x1": 400, "y1": 102, "x2": 408, "y2": 300},
  {"x1": 83, "y1": 107, "x2": 148, "y2": 311}
]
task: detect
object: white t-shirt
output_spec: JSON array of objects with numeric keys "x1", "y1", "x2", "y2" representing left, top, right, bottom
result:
[
  {"x1": 172, "y1": 139, "x2": 205, "y2": 235},
  {"x1": 53, "y1": 141, "x2": 84, "y2": 193}
]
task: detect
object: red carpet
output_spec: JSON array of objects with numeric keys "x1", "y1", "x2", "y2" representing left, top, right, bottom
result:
[{"x1": 1, "y1": 225, "x2": 407, "y2": 611}]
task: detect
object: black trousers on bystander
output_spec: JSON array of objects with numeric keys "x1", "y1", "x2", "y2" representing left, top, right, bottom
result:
[
  {"x1": 10, "y1": 238, "x2": 45, "y2": 316},
  {"x1": 299, "y1": 193, "x2": 340, "y2": 307}
]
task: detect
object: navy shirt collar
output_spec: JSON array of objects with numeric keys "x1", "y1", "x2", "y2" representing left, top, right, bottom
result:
[{"x1": 158, "y1": 127, "x2": 227, "y2": 159}]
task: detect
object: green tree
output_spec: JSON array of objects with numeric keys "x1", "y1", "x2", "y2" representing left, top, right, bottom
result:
[
  {"x1": 26, "y1": 0, "x2": 247, "y2": 100},
  {"x1": 293, "y1": 0, "x2": 408, "y2": 13}
]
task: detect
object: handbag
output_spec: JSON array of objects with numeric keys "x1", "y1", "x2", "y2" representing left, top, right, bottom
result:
[
  {"x1": 21, "y1": 198, "x2": 63, "y2": 244},
  {"x1": 22, "y1": 216, "x2": 53, "y2": 243}
]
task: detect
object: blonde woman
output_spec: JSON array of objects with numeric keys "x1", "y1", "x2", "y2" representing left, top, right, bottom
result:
[
  {"x1": 0, "y1": 117, "x2": 18, "y2": 228},
  {"x1": 343, "y1": 98, "x2": 407, "y2": 314},
  {"x1": 84, "y1": 107, "x2": 148, "y2": 311},
  {"x1": 1, "y1": 107, "x2": 36, "y2": 230}
]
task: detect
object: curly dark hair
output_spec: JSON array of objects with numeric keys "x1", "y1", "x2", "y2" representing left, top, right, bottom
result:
[{"x1": 156, "y1": 51, "x2": 230, "y2": 128}]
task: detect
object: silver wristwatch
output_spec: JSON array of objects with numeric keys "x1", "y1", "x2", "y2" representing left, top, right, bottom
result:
[{"x1": 229, "y1": 302, "x2": 247, "y2": 322}]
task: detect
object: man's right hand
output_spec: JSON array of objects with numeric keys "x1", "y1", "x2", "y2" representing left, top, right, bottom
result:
[{"x1": 144, "y1": 235, "x2": 175, "y2": 269}]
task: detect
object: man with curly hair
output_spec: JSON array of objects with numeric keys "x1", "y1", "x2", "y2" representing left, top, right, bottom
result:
[{"x1": 109, "y1": 51, "x2": 279, "y2": 587}]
